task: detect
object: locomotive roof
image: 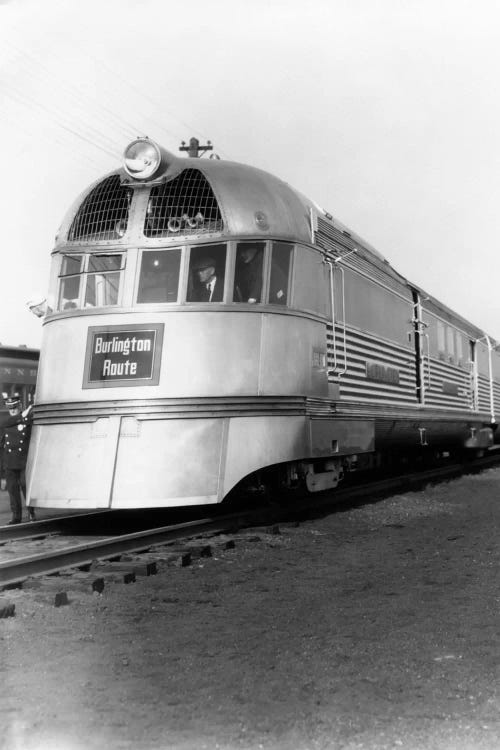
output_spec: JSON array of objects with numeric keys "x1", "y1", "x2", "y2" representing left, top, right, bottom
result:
[
  {"x1": 58, "y1": 153, "x2": 388, "y2": 262},
  {"x1": 56, "y1": 148, "x2": 498, "y2": 347}
]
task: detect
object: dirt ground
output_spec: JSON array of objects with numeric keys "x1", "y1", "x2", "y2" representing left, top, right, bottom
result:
[{"x1": 2, "y1": 469, "x2": 500, "y2": 750}]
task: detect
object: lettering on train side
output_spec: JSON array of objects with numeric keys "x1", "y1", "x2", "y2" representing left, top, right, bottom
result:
[
  {"x1": 94, "y1": 336, "x2": 152, "y2": 356},
  {"x1": 83, "y1": 323, "x2": 164, "y2": 389},
  {"x1": 442, "y1": 381, "x2": 460, "y2": 396},
  {"x1": 365, "y1": 361, "x2": 400, "y2": 385}
]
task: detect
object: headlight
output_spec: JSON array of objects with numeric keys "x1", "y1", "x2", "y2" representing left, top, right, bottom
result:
[{"x1": 123, "y1": 138, "x2": 163, "y2": 180}]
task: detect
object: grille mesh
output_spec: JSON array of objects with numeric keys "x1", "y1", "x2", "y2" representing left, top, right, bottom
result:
[
  {"x1": 316, "y1": 217, "x2": 407, "y2": 293},
  {"x1": 144, "y1": 169, "x2": 223, "y2": 238},
  {"x1": 69, "y1": 176, "x2": 132, "y2": 242}
]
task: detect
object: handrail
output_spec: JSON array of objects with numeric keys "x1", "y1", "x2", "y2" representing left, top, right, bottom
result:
[
  {"x1": 411, "y1": 297, "x2": 429, "y2": 404},
  {"x1": 424, "y1": 332, "x2": 431, "y2": 394},
  {"x1": 336, "y1": 264, "x2": 348, "y2": 376},
  {"x1": 324, "y1": 251, "x2": 355, "y2": 378},
  {"x1": 325, "y1": 259, "x2": 338, "y2": 374}
]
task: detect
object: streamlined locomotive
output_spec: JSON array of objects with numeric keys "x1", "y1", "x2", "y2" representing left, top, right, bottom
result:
[{"x1": 26, "y1": 137, "x2": 500, "y2": 510}]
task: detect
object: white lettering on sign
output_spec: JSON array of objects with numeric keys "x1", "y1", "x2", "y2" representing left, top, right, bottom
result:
[
  {"x1": 94, "y1": 336, "x2": 152, "y2": 357},
  {"x1": 102, "y1": 360, "x2": 138, "y2": 377}
]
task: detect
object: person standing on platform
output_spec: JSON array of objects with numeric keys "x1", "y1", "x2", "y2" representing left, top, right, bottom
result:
[{"x1": 0, "y1": 393, "x2": 35, "y2": 524}]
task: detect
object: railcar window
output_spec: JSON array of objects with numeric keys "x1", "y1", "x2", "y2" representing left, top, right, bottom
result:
[
  {"x1": 61, "y1": 255, "x2": 83, "y2": 276},
  {"x1": 137, "y1": 249, "x2": 181, "y2": 303},
  {"x1": 269, "y1": 242, "x2": 292, "y2": 305},
  {"x1": 187, "y1": 244, "x2": 227, "y2": 302},
  {"x1": 84, "y1": 255, "x2": 123, "y2": 307},
  {"x1": 437, "y1": 320, "x2": 446, "y2": 353},
  {"x1": 233, "y1": 242, "x2": 265, "y2": 304},
  {"x1": 58, "y1": 254, "x2": 83, "y2": 310},
  {"x1": 447, "y1": 326, "x2": 455, "y2": 361}
]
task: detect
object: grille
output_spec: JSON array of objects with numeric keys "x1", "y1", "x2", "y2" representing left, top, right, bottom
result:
[
  {"x1": 69, "y1": 176, "x2": 132, "y2": 242},
  {"x1": 144, "y1": 169, "x2": 223, "y2": 238},
  {"x1": 316, "y1": 217, "x2": 359, "y2": 256},
  {"x1": 316, "y1": 218, "x2": 407, "y2": 294}
]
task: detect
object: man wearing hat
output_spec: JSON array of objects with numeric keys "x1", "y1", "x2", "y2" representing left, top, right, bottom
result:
[
  {"x1": 188, "y1": 256, "x2": 224, "y2": 302},
  {"x1": 0, "y1": 393, "x2": 35, "y2": 524}
]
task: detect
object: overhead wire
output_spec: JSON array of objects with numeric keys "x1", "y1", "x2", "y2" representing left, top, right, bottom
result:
[
  {"x1": 3, "y1": 38, "x2": 143, "y2": 145},
  {"x1": 0, "y1": 64, "x2": 124, "y2": 158},
  {"x1": 3, "y1": 1, "x2": 234, "y2": 165},
  {"x1": 45, "y1": 0, "x2": 232, "y2": 156},
  {"x1": 0, "y1": 109, "x2": 105, "y2": 171},
  {"x1": 1, "y1": 80, "x2": 121, "y2": 160}
]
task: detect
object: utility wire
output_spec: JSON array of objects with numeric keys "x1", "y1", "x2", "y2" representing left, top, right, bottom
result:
[
  {"x1": 0, "y1": 109, "x2": 105, "y2": 171},
  {"x1": 46, "y1": 0, "x2": 222, "y2": 149},
  {"x1": 3, "y1": 3, "x2": 234, "y2": 162},
  {"x1": 2, "y1": 81, "x2": 121, "y2": 159},
  {"x1": 3, "y1": 39, "x2": 143, "y2": 144},
  {"x1": 1, "y1": 73, "x2": 123, "y2": 156}
]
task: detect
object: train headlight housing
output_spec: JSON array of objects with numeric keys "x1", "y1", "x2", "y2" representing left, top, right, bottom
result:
[{"x1": 123, "y1": 138, "x2": 163, "y2": 180}]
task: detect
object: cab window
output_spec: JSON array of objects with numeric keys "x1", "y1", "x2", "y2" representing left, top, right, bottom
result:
[
  {"x1": 137, "y1": 249, "x2": 181, "y2": 303},
  {"x1": 57, "y1": 253, "x2": 124, "y2": 310},
  {"x1": 58, "y1": 255, "x2": 83, "y2": 311},
  {"x1": 233, "y1": 242, "x2": 265, "y2": 303},
  {"x1": 84, "y1": 255, "x2": 124, "y2": 307},
  {"x1": 187, "y1": 244, "x2": 227, "y2": 302},
  {"x1": 269, "y1": 242, "x2": 292, "y2": 305}
]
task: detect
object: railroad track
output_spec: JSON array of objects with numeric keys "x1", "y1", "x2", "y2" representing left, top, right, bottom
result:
[
  {"x1": 2, "y1": 451, "x2": 500, "y2": 591},
  {"x1": 0, "y1": 512, "x2": 251, "y2": 589}
]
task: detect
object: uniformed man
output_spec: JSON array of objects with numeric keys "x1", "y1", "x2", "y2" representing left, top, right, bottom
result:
[{"x1": 0, "y1": 393, "x2": 35, "y2": 524}]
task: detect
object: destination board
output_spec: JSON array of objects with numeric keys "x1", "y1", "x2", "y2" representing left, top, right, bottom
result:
[{"x1": 83, "y1": 323, "x2": 164, "y2": 388}]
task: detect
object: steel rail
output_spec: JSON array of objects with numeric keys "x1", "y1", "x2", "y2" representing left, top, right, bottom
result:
[
  {"x1": 0, "y1": 513, "x2": 249, "y2": 588},
  {"x1": 0, "y1": 511, "x2": 112, "y2": 543},
  {"x1": 2, "y1": 452, "x2": 500, "y2": 589}
]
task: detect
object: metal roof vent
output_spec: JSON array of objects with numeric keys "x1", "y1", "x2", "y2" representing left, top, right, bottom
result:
[
  {"x1": 144, "y1": 168, "x2": 223, "y2": 238},
  {"x1": 68, "y1": 175, "x2": 133, "y2": 242}
]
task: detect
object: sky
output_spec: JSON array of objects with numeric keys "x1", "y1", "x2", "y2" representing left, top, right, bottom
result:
[{"x1": 1, "y1": 0, "x2": 500, "y2": 348}]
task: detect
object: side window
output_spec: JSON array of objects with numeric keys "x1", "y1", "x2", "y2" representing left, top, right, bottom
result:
[
  {"x1": 446, "y1": 326, "x2": 455, "y2": 362},
  {"x1": 137, "y1": 249, "x2": 181, "y2": 304},
  {"x1": 84, "y1": 255, "x2": 124, "y2": 307},
  {"x1": 58, "y1": 255, "x2": 83, "y2": 310},
  {"x1": 233, "y1": 242, "x2": 265, "y2": 303},
  {"x1": 456, "y1": 332, "x2": 464, "y2": 364},
  {"x1": 187, "y1": 244, "x2": 227, "y2": 302},
  {"x1": 269, "y1": 242, "x2": 292, "y2": 305},
  {"x1": 437, "y1": 320, "x2": 446, "y2": 357}
]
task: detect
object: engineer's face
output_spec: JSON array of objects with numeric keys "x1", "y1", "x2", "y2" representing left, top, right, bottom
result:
[
  {"x1": 241, "y1": 247, "x2": 257, "y2": 264},
  {"x1": 196, "y1": 266, "x2": 215, "y2": 284}
]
